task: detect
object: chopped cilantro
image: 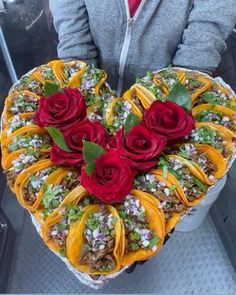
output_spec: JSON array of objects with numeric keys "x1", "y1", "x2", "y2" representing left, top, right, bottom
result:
[
  {"x1": 118, "y1": 210, "x2": 126, "y2": 219},
  {"x1": 83, "y1": 197, "x2": 90, "y2": 206},
  {"x1": 163, "y1": 165, "x2": 168, "y2": 178},
  {"x1": 111, "y1": 216, "x2": 118, "y2": 225},
  {"x1": 131, "y1": 242, "x2": 140, "y2": 251},
  {"x1": 130, "y1": 232, "x2": 141, "y2": 241},
  {"x1": 59, "y1": 248, "x2": 66, "y2": 257},
  {"x1": 133, "y1": 179, "x2": 141, "y2": 187},
  {"x1": 56, "y1": 222, "x2": 68, "y2": 231},
  {"x1": 194, "y1": 178, "x2": 207, "y2": 192},
  {"x1": 87, "y1": 215, "x2": 99, "y2": 230},
  {"x1": 82, "y1": 243, "x2": 91, "y2": 251},
  {"x1": 149, "y1": 236, "x2": 160, "y2": 248},
  {"x1": 138, "y1": 211, "x2": 146, "y2": 220},
  {"x1": 169, "y1": 184, "x2": 177, "y2": 191}
]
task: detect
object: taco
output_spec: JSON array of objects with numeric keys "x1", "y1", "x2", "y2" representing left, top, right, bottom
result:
[
  {"x1": 48, "y1": 60, "x2": 87, "y2": 88},
  {"x1": 34, "y1": 169, "x2": 81, "y2": 223},
  {"x1": 14, "y1": 159, "x2": 58, "y2": 210},
  {"x1": 116, "y1": 191, "x2": 165, "y2": 266},
  {"x1": 133, "y1": 172, "x2": 186, "y2": 233},
  {"x1": 12, "y1": 73, "x2": 45, "y2": 96},
  {"x1": 168, "y1": 143, "x2": 226, "y2": 185},
  {"x1": 187, "y1": 122, "x2": 235, "y2": 160},
  {"x1": 42, "y1": 191, "x2": 97, "y2": 256},
  {"x1": 134, "y1": 71, "x2": 167, "y2": 104},
  {"x1": 99, "y1": 84, "x2": 117, "y2": 107},
  {"x1": 193, "y1": 81, "x2": 236, "y2": 110},
  {"x1": 156, "y1": 156, "x2": 208, "y2": 206},
  {"x1": 32, "y1": 63, "x2": 62, "y2": 87},
  {"x1": 86, "y1": 85, "x2": 117, "y2": 123},
  {"x1": 3, "y1": 149, "x2": 49, "y2": 191},
  {"x1": 87, "y1": 102, "x2": 104, "y2": 123},
  {"x1": 193, "y1": 104, "x2": 236, "y2": 135},
  {"x1": 182, "y1": 72, "x2": 211, "y2": 100},
  {"x1": 1, "y1": 126, "x2": 51, "y2": 167},
  {"x1": 1, "y1": 113, "x2": 34, "y2": 142},
  {"x1": 67, "y1": 204, "x2": 124, "y2": 274},
  {"x1": 77, "y1": 64, "x2": 107, "y2": 97},
  {"x1": 104, "y1": 97, "x2": 132, "y2": 133},
  {"x1": 153, "y1": 68, "x2": 186, "y2": 94},
  {"x1": 123, "y1": 87, "x2": 145, "y2": 119},
  {"x1": 2, "y1": 91, "x2": 39, "y2": 124}
]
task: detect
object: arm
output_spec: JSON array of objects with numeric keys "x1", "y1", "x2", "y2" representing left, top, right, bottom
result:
[
  {"x1": 173, "y1": 0, "x2": 236, "y2": 74},
  {"x1": 49, "y1": 0, "x2": 98, "y2": 65}
]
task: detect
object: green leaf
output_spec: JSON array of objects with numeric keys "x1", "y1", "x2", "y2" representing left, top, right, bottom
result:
[
  {"x1": 85, "y1": 161, "x2": 96, "y2": 176},
  {"x1": 124, "y1": 112, "x2": 140, "y2": 136},
  {"x1": 82, "y1": 141, "x2": 104, "y2": 163},
  {"x1": 167, "y1": 82, "x2": 191, "y2": 113},
  {"x1": 44, "y1": 82, "x2": 60, "y2": 96},
  {"x1": 46, "y1": 127, "x2": 72, "y2": 152}
]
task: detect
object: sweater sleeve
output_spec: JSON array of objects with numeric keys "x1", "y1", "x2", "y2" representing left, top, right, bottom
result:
[
  {"x1": 173, "y1": 0, "x2": 236, "y2": 74},
  {"x1": 49, "y1": 0, "x2": 98, "y2": 65}
]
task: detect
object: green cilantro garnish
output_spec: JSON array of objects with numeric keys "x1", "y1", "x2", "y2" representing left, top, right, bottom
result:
[
  {"x1": 169, "y1": 184, "x2": 177, "y2": 191},
  {"x1": 111, "y1": 216, "x2": 118, "y2": 225},
  {"x1": 163, "y1": 165, "x2": 168, "y2": 178},
  {"x1": 131, "y1": 243, "x2": 140, "y2": 251},
  {"x1": 149, "y1": 236, "x2": 160, "y2": 248},
  {"x1": 59, "y1": 248, "x2": 66, "y2": 257}
]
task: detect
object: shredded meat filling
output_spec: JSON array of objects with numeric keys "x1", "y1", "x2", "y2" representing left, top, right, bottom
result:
[
  {"x1": 23, "y1": 186, "x2": 36, "y2": 205},
  {"x1": 4, "y1": 170, "x2": 18, "y2": 187},
  {"x1": 60, "y1": 172, "x2": 80, "y2": 190},
  {"x1": 169, "y1": 148, "x2": 217, "y2": 177},
  {"x1": 131, "y1": 91, "x2": 144, "y2": 113},
  {"x1": 155, "y1": 189, "x2": 186, "y2": 220},
  {"x1": 79, "y1": 207, "x2": 116, "y2": 273},
  {"x1": 50, "y1": 229, "x2": 68, "y2": 248}
]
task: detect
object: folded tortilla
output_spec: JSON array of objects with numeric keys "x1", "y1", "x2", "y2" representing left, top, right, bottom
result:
[
  {"x1": 67, "y1": 204, "x2": 124, "y2": 275},
  {"x1": 169, "y1": 143, "x2": 226, "y2": 186},
  {"x1": 118, "y1": 190, "x2": 165, "y2": 266},
  {"x1": 193, "y1": 103, "x2": 236, "y2": 135},
  {"x1": 2, "y1": 91, "x2": 39, "y2": 125},
  {"x1": 14, "y1": 159, "x2": 56, "y2": 210},
  {"x1": 1, "y1": 125, "x2": 51, "y2": 169},
  {"x1": 42, "y1": 187, "x2": 90, "y2": 255}
]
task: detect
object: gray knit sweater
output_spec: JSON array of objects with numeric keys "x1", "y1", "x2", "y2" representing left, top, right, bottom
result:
[{"x1": 49, "y1": 0, "x2": 236, "y2": 94}]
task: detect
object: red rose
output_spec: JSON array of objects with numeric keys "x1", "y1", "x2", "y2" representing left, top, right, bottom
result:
[
  {"x1": 106, "y1": 135, "x2": 118, "y2": 150},
  {"x1": 116, "y1": 125, "x2": 166, "y2": 170},
  {"x1": 51, "y1": 144, "x2": 83, "y2": 166},
  {"x1": 144, "y1": 101, "x2": 195, "y2": 142},
  {"x1": 81, "y1": 151, "x2": 136, "y2": 203},
  {"x1": 34, "y1": 88, "x2": 86, "y2": 128},
  {"x1": 50, "y1": 120, "x2": 109, "y2": 166}
]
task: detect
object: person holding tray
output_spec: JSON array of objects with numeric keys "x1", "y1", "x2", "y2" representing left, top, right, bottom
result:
[{"x1": 49, "y1": 0, "x2": 236, "y2": 94}]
